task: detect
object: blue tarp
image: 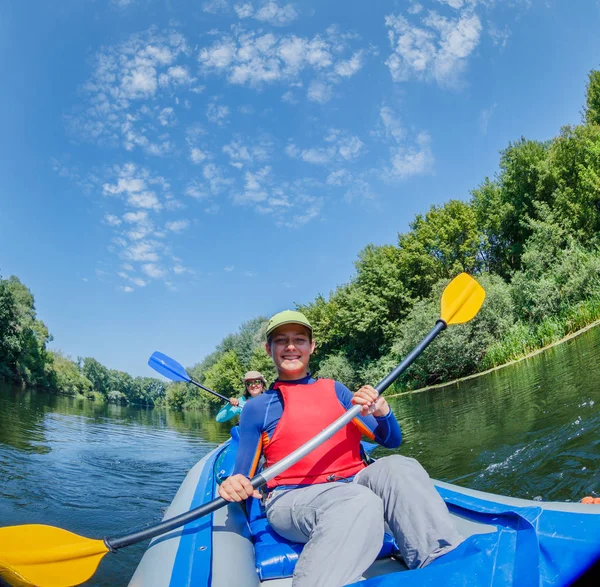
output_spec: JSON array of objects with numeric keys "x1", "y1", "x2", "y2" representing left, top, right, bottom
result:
[{"x1": 351, "y1": 486, "x2": 600, "y2": 586}]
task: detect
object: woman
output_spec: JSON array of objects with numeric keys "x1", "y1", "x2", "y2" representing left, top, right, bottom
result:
[{"x1": 215, "y1": 370, "x2": 267, "y2": 423}]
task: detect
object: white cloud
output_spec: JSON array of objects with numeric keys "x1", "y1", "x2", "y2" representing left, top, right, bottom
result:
[
  {"x1": 118, "y1": 272, "x2": 148, "y2": 287},
  {"x1": 334, "y1": 51, "x2": 363, "y2": 77},
  {"x1": 234, "y1": 2, "x2": 299, "y2": 26},
  {"x1": 384, "y1": 6, "x2": 482, "y2": 88},
  {"x1": 377, "y1": 106, "x2": 434, "y2": 180},
  {"x1": 69, "y1": 28, "x2": 189, "y2": 153},
  {"x1": 479, "y1": 103, "x2": 496, "y2": 135},
  {"x1": 185, "y1": 182, "x2": 209, "y2": 199},
  {"x1": 142, "y1": 263, "x2": 167, "y2": 279},
  {"x1": 223, "y1": 136, "x2": 270, "y2": 168},
  {"x1": 224, "y1": 265, "x2": 234, "y2": 271},
  {"x1": 234, "y1": 166, "x2": 271, "y2": 204},
  {"x1": 127, "y1": 191, "x2": 162, "y2": 211},
  {"x1": 111, "y1": 0, "x2": 136, "y2": 7},
  {"x1": 326, "y1": 169, "x2": 351, "y2": 186},
  {"x1": 235, "y1": 4, "x2": 255, "y2": 18},
  {"x1": 388, "y1": 131, "x2": 433, "y2": 179},
  {"x1": 198, "y1": 28, "x2": 364, "y2": 95},
  {"x1": 338, "y1": 136, "x2": 364, "y2": 160},
  {"x1": 104, "y1": 214, "x2": 122, "y2": 226},
  {"x1": 206, "y1": 102, "x2": 231, "y2": 125},
  {"x1": 203, "y1": 0, "x2": 229, "y2": 14},
  {"x1": 158, "y1": 107, "x2": 177, "y2": 127},
  {"x1": 190, "y1": 148, "x2": 209, "y2": 163},
  {"x1": 121, "y1": 285, "x2": 135, "y2": 293},
  {"x1": 488, "y1": 22, "x2": 510, "y2": 48},
  {"x1": 123, "y1": 210, "x2": 149, "y2": 223},
  {"x1": 379, "y1": 106, "x2": 405, "y2": 143},
  {"x1": 165, "y1": 219, "x2": 190, "y2": 232},
  {"x1": 102, "y1": 164, "x2": 166, "y2": 212},
  {"x1": 307, "y1": 80, "x2": 332, "y2": 103},
  {"x1": 286, "y1": 130, "x2": 364, "y2": 165},
  {"x1": 125, "y1": 241, "x2": 161, "y2": 262},
  {"x1": 255, "y1": 2, "x2": 299, "y2": 26}
]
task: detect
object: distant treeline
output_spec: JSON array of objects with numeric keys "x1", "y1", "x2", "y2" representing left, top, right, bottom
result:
[
  {"x1": 3, "y1": 70, "x2": 600, "y2": 411},
  {"x1": 0, "y1": 275, "x2": 166, "y2": 406}
]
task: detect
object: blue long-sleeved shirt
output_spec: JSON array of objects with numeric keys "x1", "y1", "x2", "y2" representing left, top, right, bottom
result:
[
  {"x1": 233, "y1": 376, "x2": 402, "y2": 478},
  {"x1": 216, "y1": 396, "x2": 247, "y2": 423}
]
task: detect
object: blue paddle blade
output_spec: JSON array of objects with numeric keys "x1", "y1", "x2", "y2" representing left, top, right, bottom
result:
[{"x1": 148, "y1": 351, "x2": 191, "y2": 383}]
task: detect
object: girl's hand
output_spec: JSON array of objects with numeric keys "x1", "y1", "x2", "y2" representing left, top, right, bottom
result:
[{"x1": 352, "y1": 385, "x2": 390, "y2": 417}]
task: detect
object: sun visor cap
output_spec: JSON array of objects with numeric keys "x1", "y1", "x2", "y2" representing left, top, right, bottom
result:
[{"x1": 266, "y1": 310, "x2": 313, "y2": 338}]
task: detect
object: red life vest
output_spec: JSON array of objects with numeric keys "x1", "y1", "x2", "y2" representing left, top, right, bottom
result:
[{"x1": 263, "y1": 379, "x2": 366, "y2": 489}]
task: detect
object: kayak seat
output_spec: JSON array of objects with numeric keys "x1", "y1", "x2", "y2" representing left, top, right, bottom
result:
[
  {"x1": 246, "y1": 439, "x2": 398, "y2": 581},
  {"x1": 246, "y1": 495, "x2": 398, "y2": 581}
]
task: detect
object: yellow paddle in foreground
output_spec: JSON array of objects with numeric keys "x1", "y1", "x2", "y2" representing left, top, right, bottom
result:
[{"x1": 0, "y1": 273, "x2": 485, "y2": 587}]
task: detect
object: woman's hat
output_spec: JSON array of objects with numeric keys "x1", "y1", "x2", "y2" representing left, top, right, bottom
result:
[{"x1": 243, "y1": 371, "x2": 266, "y2": 385}]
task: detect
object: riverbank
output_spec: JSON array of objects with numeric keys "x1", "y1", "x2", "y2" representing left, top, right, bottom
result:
[{"x1": 388, "y1": 317, "x2": 600, "y2": 398}]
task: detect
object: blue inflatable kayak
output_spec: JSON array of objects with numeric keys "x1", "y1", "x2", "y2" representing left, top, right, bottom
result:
[{"x1": 130, "y1": 430, "x2": 600, "y2": 586}]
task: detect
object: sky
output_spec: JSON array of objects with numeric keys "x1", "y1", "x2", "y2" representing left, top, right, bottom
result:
[{"x1": 1, "y1": 0, "x2": 599, "y2": 377}]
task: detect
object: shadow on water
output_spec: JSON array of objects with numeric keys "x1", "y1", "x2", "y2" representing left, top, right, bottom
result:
[{"x1": 1, "y1": 325, "x2": 599, "y2": 585}]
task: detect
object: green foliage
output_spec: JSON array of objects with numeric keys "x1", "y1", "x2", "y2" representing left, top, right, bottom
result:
[
  {"x1": 0, "y1": 275, "x2": 53, "y2": 387},
  {"x1": 386, "y1": 274, "x2": 515, "y2": 390},
  {"x1": 315, "y1": 354, "x2": 358, "y2": 390},
  {"x1": 546, "y1": 123, "x2": 600, "y2": 243},
  {"x1": 397, "y1": 200, "x2": 483, "y2": 297},
  {"x1": 0, "y1": 277, "x2": 21, "y2": 381},
  {"x1": 585, "y1": 70, "x2": 600, "y2": 126},
  {"x1": 511, "y1": 206, "x2": 600, "y2": 323},
  {"x1": 82, "y1": 357, "x2": 112, "y2": 396},
  {"x1": 203, "y1": 350, "x2": 245, "y2": 402},
  {"x1": 50, "y1": 351, "x2": 93, "y2": 396},
  {"x1": 248, "y1": 345, "x2": 277, "y2": 385}
]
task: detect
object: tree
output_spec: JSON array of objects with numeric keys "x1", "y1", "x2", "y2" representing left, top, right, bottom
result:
[
  {"x1": 0, "y1": 276, "x2": 21, "y2": 380},
  {"x1": 547, "y1": 124, "x2": 600, "y2": 245},
  {"x1": 492, "y1": 138, "x2": 551, "y2": 272},
  {"x1": 0, "y1": 276, "x2": 53, "y2": 386},
  {"x1": 49, "y1": 351, "x2": 93, "y2": 396},
  {"x1": 315, "y1": 354, "x2": 358, "y2": 390},
  {"x1": 82, "y1": 358, "x2": 112, "y2": 397},
  {"x1": 397, "y1": 199, "x2": 483, "y2": 296},
  {"x1": 584, "y1": 69, "x2": 600, "y2": 126},
  {"x1": 248, "y1": 345, "x2": 277, "y2": 386},
  {"x1": 203, "y1": 350, "x2": 245, "y2": 401}
]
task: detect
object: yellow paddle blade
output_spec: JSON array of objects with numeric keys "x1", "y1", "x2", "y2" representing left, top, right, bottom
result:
[
  {"x1": 0, "y1": 525, "x2": 109, "y2": 587},
  {"x1": 440, "y1": 273, "x2": 486, "y2": 325}
]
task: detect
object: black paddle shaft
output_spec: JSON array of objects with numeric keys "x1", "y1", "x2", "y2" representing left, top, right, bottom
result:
[{"x1": 190, "y1": 379, "x2": 231, "y2": 403}]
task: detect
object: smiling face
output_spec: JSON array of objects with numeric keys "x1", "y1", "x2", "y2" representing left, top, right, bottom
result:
[
  {"x1": 265, "y1": 323, "x2": 315, "y2": 381},
  {"x1": 245, "y1": 379, "x2": 265, "y2": 398}
]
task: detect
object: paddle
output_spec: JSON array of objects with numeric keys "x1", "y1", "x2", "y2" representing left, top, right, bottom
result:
[
  {"x1": 0, "y1": 273, "x2": 485, "y2": 587},
  {"x1": 148, "y1": 351, "x2": 230, "y2": 402}
]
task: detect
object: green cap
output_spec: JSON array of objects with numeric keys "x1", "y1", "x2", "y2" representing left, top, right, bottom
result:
[{"x1": 266, "y1": 310, "x2": 312, "y2": 338}]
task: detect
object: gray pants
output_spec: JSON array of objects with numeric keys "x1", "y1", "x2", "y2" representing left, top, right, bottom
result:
[{"x1": 265, "y1": 455, "x2": 463, "y2": 587}]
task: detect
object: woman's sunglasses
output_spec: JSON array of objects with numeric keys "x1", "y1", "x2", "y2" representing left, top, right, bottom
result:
[{"x1": 246, "y1": 379, "x2": 263, "y2": 386}]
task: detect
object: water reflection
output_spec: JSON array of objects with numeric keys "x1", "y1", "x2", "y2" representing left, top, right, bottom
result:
[{"x1": 384, "y1": 325, "x2": 600, "y2": 502}]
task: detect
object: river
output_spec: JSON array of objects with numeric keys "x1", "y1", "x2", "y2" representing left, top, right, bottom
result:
[{"x1": 1, "y1": 326, "x2": 599, "y2": 585}]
